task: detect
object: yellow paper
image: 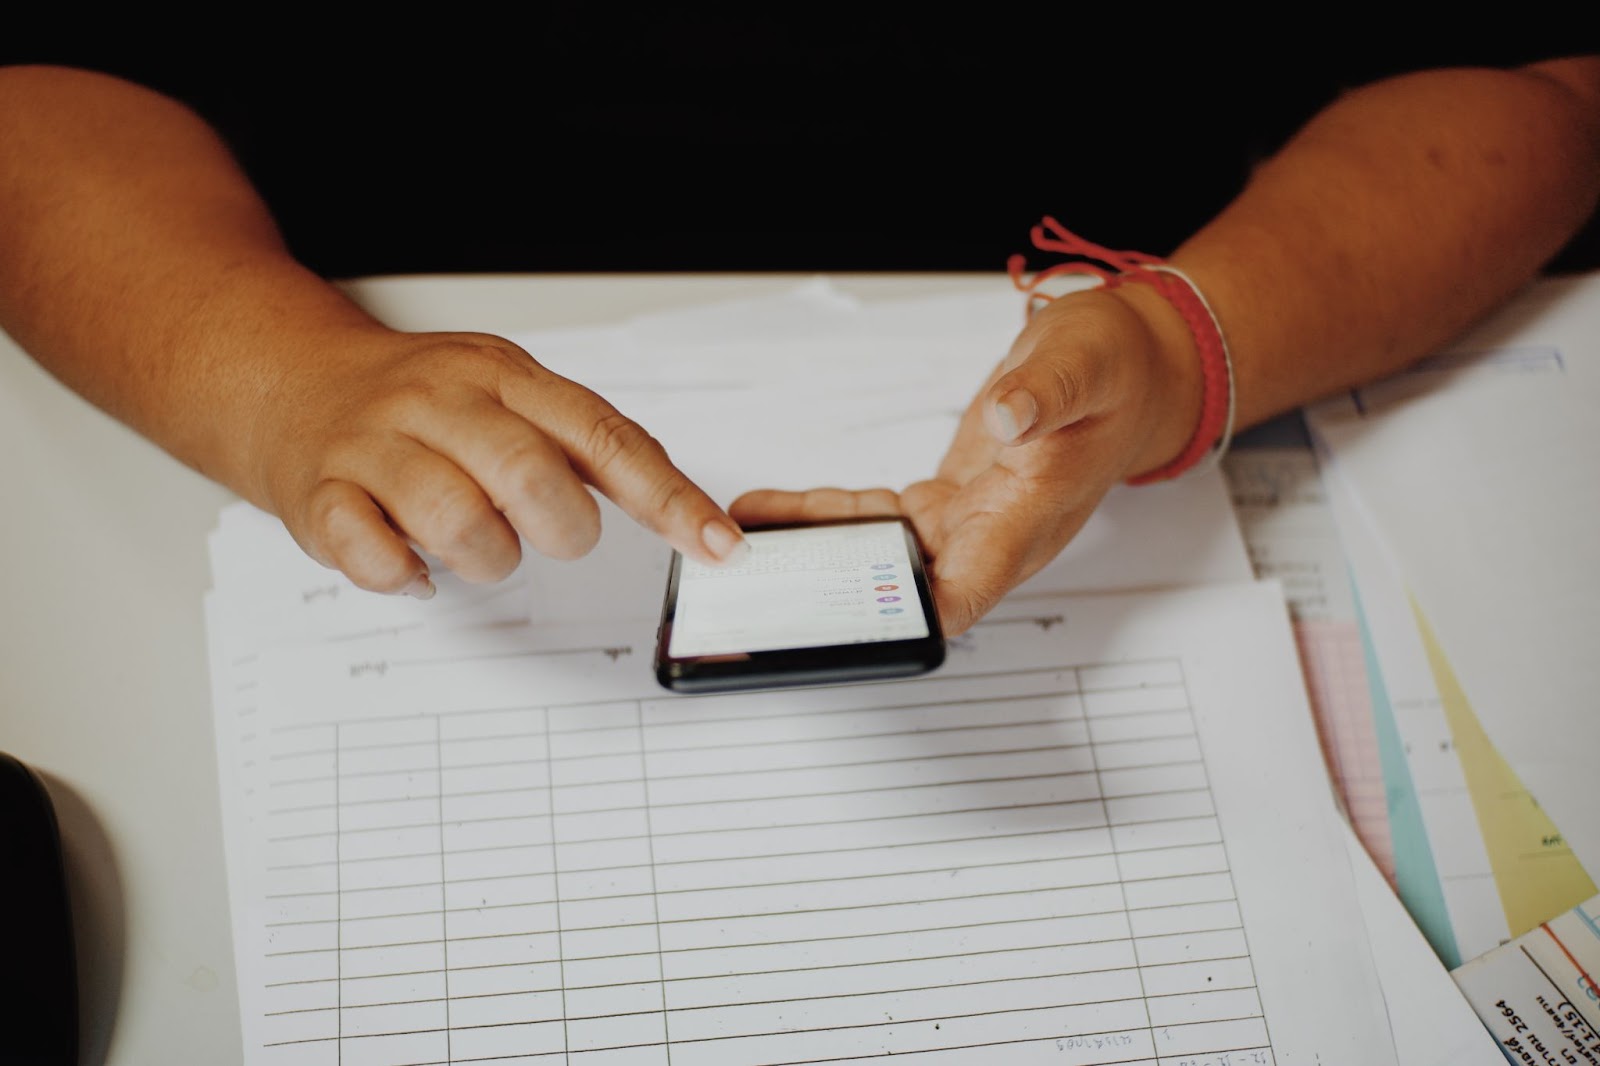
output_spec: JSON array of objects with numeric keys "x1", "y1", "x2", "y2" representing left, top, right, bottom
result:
[{"x1": 1412, "y1": 595, "x2": 1596, "y2": 939}]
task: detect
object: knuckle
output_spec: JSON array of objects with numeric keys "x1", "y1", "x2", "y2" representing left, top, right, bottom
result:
[
  {"x1": 301, "y1": 480, "x2": 359, "y2": 546},
  {"x1": 367, "y1": 337, "x2": 532, "y2": 416},
  {"x1": 418, "y1": 333, "x2": 526, "y2": 365},
  {"x1": 468, "y1": 537, "x2": 524, "y2": 583},
  {"x1": 1038, "y1": 354, "x2": 1092, "y2": 414},
  {"x1": 727, "y1": 490, "x2": 768, "y2": 517},
  {"x1": 585, "y1": 412, "x2": 664, "y2": 472},
  {"x1": 956, "y1": 567, "x2": 1011, "y2": 619},
  {"x1": 446, "y1": 337, "x2": 535, "y2": 380},
  {"x1": 301, "y1": 483, "x2": 416, "y2": 594},
  {"x1": 417, "y1": 485, "x2": 495, "y2": 559},
  {"x1": 858, "y1": 489, "x2": 901, "y2": 515},
  {"x1": 805, "y1": 488, "x2": 853, "y2": 516},
  {"x1": 490, "y1": 440, "x2": 566, "y2": 507},
  {"x1": 296, "y1": 422, "x2": 364, "y2": 473},
  {"x1": 934, "y1": 581, "x2": 987, "y2": 637},
  {"x1": 642, "y1": 475, "x2": 692, "y2": 530},
  {"x1": 547, "y1": 511, "x2": 603, "y2": 561},
  {"x1": 372, "y1": 378, "x2": 447, "y2": 423},
  {"x1": 485, "y1": 541, "x2": 525, "y2": 581}
]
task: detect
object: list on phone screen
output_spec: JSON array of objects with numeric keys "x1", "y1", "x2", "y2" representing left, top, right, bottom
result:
[{"x1": 667, "y1": 520, "x2": 930, "y2": 657}]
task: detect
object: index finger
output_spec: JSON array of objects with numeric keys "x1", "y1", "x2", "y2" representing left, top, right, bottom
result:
[{"x1": 513, "y1": 374, "x2": 748, "y2": 566}]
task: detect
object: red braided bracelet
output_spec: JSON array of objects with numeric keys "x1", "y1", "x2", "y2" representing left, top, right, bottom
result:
[{"x1": 1006, "y1": 217, "x2": 1236, "y2": 484}]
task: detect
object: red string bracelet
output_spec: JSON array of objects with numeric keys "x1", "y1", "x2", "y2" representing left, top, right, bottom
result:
[{"x1": 1006, "y1": 217, "x2": 1236, "y2": 484}]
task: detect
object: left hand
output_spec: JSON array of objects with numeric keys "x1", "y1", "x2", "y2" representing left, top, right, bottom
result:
[{"x1": 731, "y1": 283, "x2": 1201, "y2": 635}]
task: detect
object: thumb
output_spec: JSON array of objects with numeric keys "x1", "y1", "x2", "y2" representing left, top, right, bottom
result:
[
  {"x1": 981, "y1": 342, "x2": 1100, "y2": 448},
  {"x1": 981, "y1": 293, "x2": 1135, "y2": 446}
]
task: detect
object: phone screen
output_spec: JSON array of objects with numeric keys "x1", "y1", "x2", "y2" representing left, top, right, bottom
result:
[
  {"x1": 668, "y1": 519, "x2": 930, "y2": 656},
  {"x1": 656, "y1": 517, "x2": 944, "y2": 692}
]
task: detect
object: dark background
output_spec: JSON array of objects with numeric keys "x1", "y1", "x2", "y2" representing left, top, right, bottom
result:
[{"x1": 6, "y1": 16, "x2": 1596, "y2": 279}]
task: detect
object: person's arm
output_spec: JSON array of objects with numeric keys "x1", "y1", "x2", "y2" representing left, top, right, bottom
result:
[
  {"x1": 734, "y1": 55, "x2": 1600, "y2": 633},
  {"x1": 0, "y1": 64, "x2": 748, "y2": 597},
  {"x1": 1174, "y1": 55, "x2": 1600, "y2": 430}
]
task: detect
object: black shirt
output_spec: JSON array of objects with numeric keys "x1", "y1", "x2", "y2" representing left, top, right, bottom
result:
[{"x1": 7, "y1": 15, "x2": 1595, "y2": 278}]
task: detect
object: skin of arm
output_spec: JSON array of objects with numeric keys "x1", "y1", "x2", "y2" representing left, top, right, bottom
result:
[
  {"x1": 0, "y1": 65, "x2": 750, "y2": 596},
  {"x1": 734, "y1": 55, "x2": 1600, "y2": 634}
]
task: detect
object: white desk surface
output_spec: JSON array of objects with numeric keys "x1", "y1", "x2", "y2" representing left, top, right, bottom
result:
[{"x1": 0, "y1": 272, "x2": 1005, "y2": 1065}]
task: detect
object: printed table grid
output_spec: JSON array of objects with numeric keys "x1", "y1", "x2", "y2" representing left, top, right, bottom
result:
[{"x1": 253, "y1": 662, "x2": 1273, "y2": 1066}]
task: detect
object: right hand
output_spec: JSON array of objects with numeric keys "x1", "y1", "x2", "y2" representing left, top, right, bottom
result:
[
  {"x1": 730, "y1": 282, "x2": 1202, "y2": 635},
  {"x1": 246, "y1": 325, "x2": 747, "y2": 597}
]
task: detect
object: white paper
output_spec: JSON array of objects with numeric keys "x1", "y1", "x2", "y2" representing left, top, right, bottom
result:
[
  {"x1": 203, "y1": 279, "x2": 1348, "y2": 1064},
  {"x1": 216, "y1": 581, "x2": 1396, "y2": 1064}
]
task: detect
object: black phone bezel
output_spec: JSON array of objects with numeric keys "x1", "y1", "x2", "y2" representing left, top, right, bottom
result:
[{"x1": 653, "y1": 516, "x2": 946, "y2": 694}]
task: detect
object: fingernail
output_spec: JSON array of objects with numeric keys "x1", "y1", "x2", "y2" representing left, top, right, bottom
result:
[
  {"x1": 701, "y1": 521, "x2": 751, "y2": 564},
  {"x1": 403, "y1": 573, "x2": 436, "y2": 600},
  {"x1": 992, "y1": 389, "x2": 1038, "y2": 443}
]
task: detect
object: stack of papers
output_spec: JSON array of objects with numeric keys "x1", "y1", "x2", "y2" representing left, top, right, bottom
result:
[
  {"x1": 205, "y1": 278, "x2": 1436, "y2": 1064},
  {"x1": 1214, "y1": 273, "x2": 1600, "y2": 1061},
  {"x1": 1304, "y1": 276, "x2": 1600, "y2": 970}
]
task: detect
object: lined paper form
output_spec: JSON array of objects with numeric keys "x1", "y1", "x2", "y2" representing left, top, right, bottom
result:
[
  {"x1": 213, "y1": 581, "x2": 1397, "y2": 1065},
  {"x1": 259, "y1": 666, "x2": 1252, "y2": 1063}
]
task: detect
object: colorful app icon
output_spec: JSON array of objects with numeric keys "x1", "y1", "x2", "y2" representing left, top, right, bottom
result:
[
  {"x1": 874, "y1": 584, "x2": 899, "y2": 592},
  {"x1": 876, "y1": 595, "x2": 901, "y2": 603},
  {"x1": 879, "y1": 607, "x2": 904, "y2": 615}
]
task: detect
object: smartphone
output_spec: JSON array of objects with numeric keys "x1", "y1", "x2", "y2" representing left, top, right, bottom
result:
[{"x1": 654, "y1": 516, "x2": 946, "y2": 693}]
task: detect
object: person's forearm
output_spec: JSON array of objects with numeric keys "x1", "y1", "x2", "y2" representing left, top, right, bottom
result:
[
  {"x1": 1170, "y1": 56, "x2": 1600, "y2": 430},
  {"x1": 0, "y1": 65, "x2": 380, "y2": 505}
]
